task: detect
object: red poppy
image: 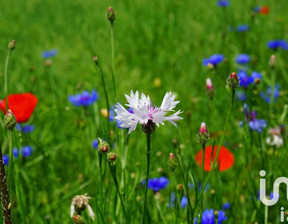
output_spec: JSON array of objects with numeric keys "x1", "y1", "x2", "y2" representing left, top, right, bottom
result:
[
  {"x1": 259, "y1": 6, "x2": 269, "y2": 15},
  {"x1": 0, "y1": 93, "x2": 38, "y2": 123},
  {"x1": 195, "y1": 145, "x2": 234, "y2": 171}
]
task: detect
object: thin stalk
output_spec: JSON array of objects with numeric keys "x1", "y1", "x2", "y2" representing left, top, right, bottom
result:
[
  {"x1": 155, "y1": 197, "x2": 167, "y2": 224},
  {"x1": 264, "y1": 205, "x2": 268, "y2": 224},
  {"x1": 172, "y1": 146, "x2": 193, "y2": 223},
  {"x1": 269, "y1": 68, "x2": 276, "y2": 114},
  {"x1": 110, "y1": 23, "x2": 116, "y2": 98},
  {"x1": 109, "y1": 164, "x2": 128, "y2": 223},
  {"x1": 0, "y1": 145, "x2": 12, "y2": 224},
  {"x1": 201, "y1": 143, "x2": 205, "y2": 213},
  {"x1": 141, "y1": 134, "x2": 151, "y2": 224},
  {"x1": 4, "y1": 49, "x2": 12, "y2": 103},
  {"x1": 194, "y1": 90, "x2": 235, "y2": 214}
]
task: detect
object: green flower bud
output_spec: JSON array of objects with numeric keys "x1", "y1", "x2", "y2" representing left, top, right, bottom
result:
[
  {"x1": 197, "y1": 122, "x2": 210, "y2": 145},
  {"x1": 4, "y1": 110, "x2": 16, "y2": 130},
  {"x1": 167, "y1": 152, "x2": 178, "y2": 171},
  {"x1": 227, "y1": 72, "x2": 239, "y2": 90},
  {"x1": 72, "y1": 214, "x2": 84, "y2": 224},
  {"x1": 107, "y1": 152, "x2": 117, "y2": 165},
  {"x1": 107, "y1": 7, "x2": 116, "y2": 24},
  {"x1": 8, "y1": 40, "x2": 16, "y2": 50},
  {"x1": 97, "y1": 140, "x2": 109, "y2": 154}
]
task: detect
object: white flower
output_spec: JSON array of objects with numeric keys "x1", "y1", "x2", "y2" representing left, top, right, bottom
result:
[
  {"x1": 115, "y1": 91, "x2": 183, "y2": 133},
  {"x1": 70, "y1": 193, "x2": 95, "y2": 220},
  {"x1": 266, "y1": 135, "x2": 284, "y2": 148}
]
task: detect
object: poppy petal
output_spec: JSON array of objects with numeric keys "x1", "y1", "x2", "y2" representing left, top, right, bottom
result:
[{"x1": 0, "y1": 93, "x2": 38, "y2": 123}]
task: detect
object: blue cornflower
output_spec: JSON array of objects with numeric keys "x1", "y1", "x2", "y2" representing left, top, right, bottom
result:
[
  {"x1": 146, "y1": 177, "x2": 169, "y2": 192},
  {"x1": 180, "y1": 196, "x2": 188, "y2": 208},
  {"x1": 253, "y1": 6, "x2": 261, "y2": 12},
  {"x1": 222, "y1": 202, "x2": 231, "y2": 210},
  {"x1": 260, "y1": 85, "x2": 280, "y2": 103},
  {"x1": 13, "y1": 146, "x2": 33, "y2": 158},
  {"x1": 203, "y1": 54, "x2": 224, "y2": 67},
  {"x1": 42, "y1": 49, "x2": 57, "y2": 59},
  {"x1": 69, "y1": 90, "x2": 98, "y2": 107},
  {"x1": 236, "y1": 91, "x2": 246, "y2": 101},
  {"x1": 267, "y1": 40, "x2": 288, "y2": 50},
  {"x1": 3, "y1": 155, "x2": 9, "y2": 166},
  {"x1": 16, "y1": 124, "x2": 34, "y2": 133},
  {"x1": 218, "y1": 210, "x2": 228, "y2": 223},
  {"x1": 217, "y1": 0, "x2": 230, "y2": 7},
  {"x1": 249, "y1": 119, "x2": 267, "y2": 133},
  {"x1": 237, "y1": 25, "x2": 249, "y2": 32},
  {"x1": 251, "y1": 71, "x2": 262, "y2": 82},
  {"x1": 235, "y1": 54, "x2": 250, "y2": 65},
  {"x1": 238, "y1": 71, "x2": 254, "y2": 88},
  {"x1": 92, "y1": 139, "x2": 98, "y2": 149},
  {"x1": 202, "y1": 209, "x2": 215, "y2": 224}
]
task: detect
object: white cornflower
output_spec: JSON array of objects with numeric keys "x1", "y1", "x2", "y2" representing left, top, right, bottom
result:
[
  {"x1": 115, "y1": 91, "x2": 183, "y2": 134},
  {"x1": 70, "y1": 193, "x2": 95, "y2": 220},
  {"x1": 266, "y1": 135, "x2": 284, "y2": 148}
]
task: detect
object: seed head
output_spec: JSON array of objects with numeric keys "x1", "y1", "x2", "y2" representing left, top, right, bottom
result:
[{"x1": 4, "y1": 110, "x2": 17, "y2": 130}]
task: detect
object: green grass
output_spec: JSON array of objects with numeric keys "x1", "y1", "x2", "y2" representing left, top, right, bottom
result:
[{"x1": 0, "y1": 0, "x2": 288, "y2": 223}]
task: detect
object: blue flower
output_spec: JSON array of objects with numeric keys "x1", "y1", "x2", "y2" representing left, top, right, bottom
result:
[
  {"x1": 238, "y1": 71, "x2": 254, "y2": 88},
  {"x1": 146, "y1": 177, "x2": 169, "y2": 192},
  {"x1": 253, "y1": 6, "x2": 261, "y2": 12},
  {"x1": 42, "y1": 49, "x2": 57, "y2": 59},
  {"x1": 13, "y1": 146, "x2": 33, "y2": 158},
  {"x1": 251, "y1": 71, "x2": 262, "y2": 82},
  {"x1": 236, "y1": 91, "x2": 246, "y2": 101},
  {"x1": 180, "y1": 196, "x2": 188, "y2": 208},
  {"x1": 3, "y1": 155, "x2": 9, "y2": 166},
  {"x1": 69, "y1": 90, "x2": 98, "y2": 107},
  {"x1": 222, "y1": 202, "x2": 231, "y2": 210},
  {"x1": 16, "y1": 124, "x2": 34, "y2": 133},
  {"x1": 249, "y1": 119, "x2": 267, "y2": 133},
  {"x1": 217, "y1": 0, "x2": 230, "y2": 7},
  {"x1": 202, "y1": 209, "x2": 215, "y2": 224},
  {"x1": 203, "y1": 54, "x2": 224, "y2": 67},
  {"x1": 92, "y1": 139, "x2": 98, "y2": 149},
  {"x1": 218, "y1": 210, "x2": 228, "y2": 223},
  {"x1": 267, "y1": 40, "x2": 288, "y2": 50},
  {"x1": 235, "y1": 54, "x2": 250, "y2": 65},
  {"x1": 237, "y1": 25, "x2": 249, "y2": 32},
  {"x1": 260, "y1": 84, "x2": 280, "y2": 103}
]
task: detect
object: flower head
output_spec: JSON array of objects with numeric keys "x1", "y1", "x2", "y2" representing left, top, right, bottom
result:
[
  {"x1": 145, "y1": 177, "x2": 169, "y2": 192},
  {"x1": 13, "y1": 146, "x2": 33, "y2": 158},
  {"x1": 70, "y1": 194, "x2": 95, "y2": 221},
  {"x1": 203, "y1": 54, "x2": 224, "y2": 67},
  {"x1": 260, "y1": 85, "x2": 280, "y2": 103},
  {"x1": 195, "y1": 145, "x2": 234, "y2": 171},
  {"x1": 237, "y1": 24, "x2": 249, "y2": 32},
  {"x1": 114, "y1": 91, "x2": 182, "y2": 134},
  {"x1": 16, "y1": 124, "x2": 34, "y2": 133},
  {"x1": 42, "y1": 49, "x2": 57, "y2": 59},
  {"x1": 249, "y1": 119, "x2": 267, "y2": 133},
  {"x1": 69, "y1": 90, "x2": 98, "y2": 107},
  {"x1": 235, "y1": 54, "x2": 250, "y2": 65},
  {"x1": 3, "y1": 155, "x2": 9, "y2": 166},
  {"x1": 217, "y1": 0, "x2": 230, "y2": 7},
  {"x1": 0, "y1": 93, "x2": 38, "y2": 123},
  {"x1": 259, "y1": 5, "x2": 270, "y2": 14},
  {"x1": 267, "y1": 40, "x2": 288, "y2": 50}
]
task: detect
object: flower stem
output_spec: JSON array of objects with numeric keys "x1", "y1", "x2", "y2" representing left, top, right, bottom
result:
[
  {"x1": 193, "y1": 89, "x2": 235, "y2": 214},
  {"x1": 4, "y1": 49, "x2": 12, "y2": 109},
  {"x1": 110, "y1": 23, "x2": 116, "y2": 98},
  {"x1": 0, "y1": 145, "x2": 12, "y2": 224},
  {"x1": 109, "y1": 164, "x2": 128, "y2": 223},
  {"x1": 201, "y1": 143, "x2": 205, "y2": 213},
  {"x1": 141, "y1": 133, "x2": 151, "y2": 224}
]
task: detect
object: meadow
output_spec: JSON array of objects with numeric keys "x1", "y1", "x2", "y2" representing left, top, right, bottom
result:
[{"x1": 0, "y1": 0, "x2": 288, "y2": 223}]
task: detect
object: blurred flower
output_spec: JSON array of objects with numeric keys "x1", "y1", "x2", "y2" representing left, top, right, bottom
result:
[
  {"x1": 180, "y1": 196, "x2": 188, "y2": 208},
  {"x1": 235, "y1": 54, "x2": 250, "y2": 65},
  {"x1": 115, "y1": 91, "x2": 182, "y2": 134},
  {"x1": 13, "y1": 146, "x2": 33, "y2": 158},
  {"x1": 267, "y1": 40, "x2": 288, "y2": 50},
  {"x1": 260, "y1": 85, "x2": 280, "y2": 103},
  {"x1": 0, "y1": 93, "x2": 38, "y2": 123},
  {"x1": 238, "y1": 71, "x2": 254, "y2": 88},
  {"x1": 251, "y1": 71, "x2": 262, "y2": 84},
  {"x1": 92, "y1": 139, "x2": 98, "y2": 149},
  {"x1": 69, "y1": 90, "x2": 98, "y2": 107},
  {"x1": 42, "y1": 49, "x2": 57, "y2": 59},
  {"x1": 236, "y1": 91, "x2": 246, "y2": 101},
  {"x1": 206, "y1": 78, "x2": 215, "y2": 99},
  {"x1": 195, "y1": 145, "x2": 234, "y2": 171},
  {"x1": 222, "y1": 202, "x2": 231, "y2": 210},
  {"x1": 237, "y1": 25, "x2": 249, "y2": 32},
  {"x1": 194, "y1": 209, "x2": 227, "y2": 224},
  {"x1": 259, "y1": 5, "x2": 270, "y2": 14},
  {"x1": 3, "y1": 155, "x2": 9, "y2": 166},
  {"x1": 203, "y1": 54, "x2": 224, "y2": 67},
  {"x1": 16, "y1": 124, "x2": 34, "y2": 133},
  {"x1": 217, "y1": 0, "x2": 230, "y2": 7},
  {"x1": 266, "y1": 127, "x2": 283, "y2": 147},
  {"x1": 249, "y1": 119, "x2": 267, "y2": 133},
  {"x1": 70, "y1": 194, "x2": 95, "y2": 221},
  {"x1": 144, "y1": 177, "x2": 169, "y2": 192}
]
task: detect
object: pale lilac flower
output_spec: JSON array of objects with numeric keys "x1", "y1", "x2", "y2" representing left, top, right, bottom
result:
[{"x1": 114, "y1": 91, "x2": 182, "y2": 134}]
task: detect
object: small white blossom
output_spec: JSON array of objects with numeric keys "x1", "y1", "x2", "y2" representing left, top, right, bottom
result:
[
  {"x1": 266, "y1": 135, "x2": 283, "y2": 148},
  {"x1": 115, "y1": 91, "x2": 183, "y2": 133},
  {"x1": 70, "y1": 193, "x2": 95, "y2": 220}
]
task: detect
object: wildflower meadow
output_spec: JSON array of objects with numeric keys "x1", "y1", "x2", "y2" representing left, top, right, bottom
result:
[{"x1": 0, "y1": 0, "x2": 288, "y2": 223}]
